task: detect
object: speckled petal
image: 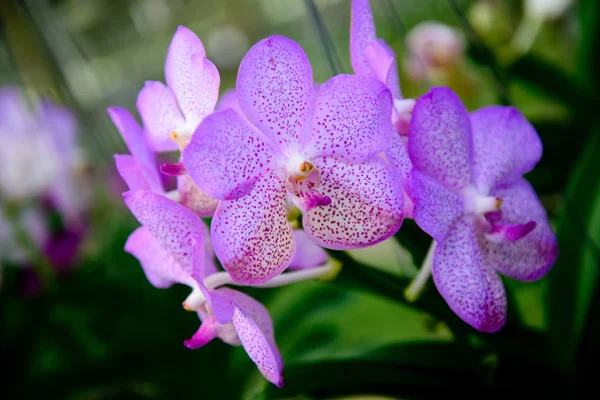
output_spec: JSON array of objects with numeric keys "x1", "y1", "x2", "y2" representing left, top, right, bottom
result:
[
  {"x1": 211, "y1": 171, "x2": 295, "y2": 284},
  {"x1": 303, "y1": 157, "x2": 403, "y2": 250},
  {"x1": 237, "y1": 36, "x2": 313, "y2": 153},
  {"x1": 306, "y1": 74, "x2": 393, "y2": 163},
  {"x1": 386, "y1": 133, "x2": 413, "y2": 197},
  {"x1": 136, "y1": 81, "x2": 183, "y2": 152},
  {"x1": 288, "y1": 229, "x2": 328, "y2": 270},
  {"x1": 350, "y1": 0, "x2": 377, "y2": 77},
  {"x1": 365, "y1": 40, "x2": 402, "y2": 99},
  {"x1": 433, "y1": 219, "x2": 507, "y2": 332},
  {"x1": 114, "y1": 154, "x2": 152, "y2": 192},
  {"x1": 125, "y1": 226, "x2": 194, "y2": 288},
  {"x1": 183, "y1": 108, "x2": 275, "y2": 200},
  {"x1": 485, "y1": 179, "x2": 557, "y2": 281},
  {"x1": 219, "y1": 287, "x2": 284, "y2": 387},
  {"x1": 470, "y1": 106, "x2": 543, "y2": 194},
  {"x1": 178, "y1": 174, "x2": 218, "y2": 217},
  {"x1": 409, "y1": 87, "x2": 472, "y2": 191},
  {"x1": 411, "y1": 169, "x2": 464, "y2": 243},
  {"x1": 123, "y1": 190, "x2": 205, "y2": 272}
]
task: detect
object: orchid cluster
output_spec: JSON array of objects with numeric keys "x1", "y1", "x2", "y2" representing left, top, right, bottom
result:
[
  {"x1": 110, "y1": 0, "x2": 557, "y2": 387},
  {"x1": 0, "y1": 87, "x2": 87, "y2": 292}
]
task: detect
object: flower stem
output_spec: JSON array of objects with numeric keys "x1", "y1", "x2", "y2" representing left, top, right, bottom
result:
[{"x1": 404, "y1": 240, "x2": 436, "y2": 302}]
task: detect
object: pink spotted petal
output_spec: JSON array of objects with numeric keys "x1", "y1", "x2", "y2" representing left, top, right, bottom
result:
[
  {"x1": 136, "y1": 81, "x2": 183, "y2": 152},
  {"x1": 470, "y1": 106, "x2": 543, "y2": 194},
  {"x1": 484, "y1": 179, "x2": 558, "y2": 281},
  {"x1": 218, "y1": 287, "x2": 284, "y2": 387},
  {"x1": 125, "y1": 226, "x2": 194, "y2": 288},
  {"x1": 184, "y1": 315, "x2": 219, "y2": 349},
  {"x1": 114, "y1": 155, "x2": 152, "y2": 192},
  {"x1": 433, "y1": 219, "x2": 507, "y2": 332},
  {"x1": 237, "y1": 36, "x2": 313, "y2": 153},
  {"x1": 411, "y1": 169, "x2": 464, "y2": 243},
  {"x1": 409, "y1": 87, "x2": 472, "y2": 191},
  {"x1": 177, "y1": 174, "x2": 218, "y2": 217},
  {"x1": 123, "y1": 190, "x2": 206, "y2": 272},
  {"x1": 211, "y1": 171, "x2": 295, "y2": 284},
  {"x1": 365, "y1": 40, "x2": 402, "y2": 99},
  {"x1": 183, "y1": 108, "x2": 275, "y2": 200},
  {"x1": 350, "y1": 0, "x2": 377, "y2": 77},
  {"x1": 303, "y1": 157, "x2": 403, "y2": 250},
  {"x1": 386, "y1": 133, "x2": 413, "y2": 198},
  {"x1": 288, "y1": 229, "x2": 328, "y2": 270},
  {"x1": 306, "y1": 74, "x2": 393, "y2": 163}
]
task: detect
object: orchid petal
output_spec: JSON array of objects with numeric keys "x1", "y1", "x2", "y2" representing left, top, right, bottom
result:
[
  {"x1": 306, "y1": 74, "x2": 393, "y2": 163},
  {"x1": 288, "y1": 229, "x2": 328, "y2": 270},
  {"x1": 177, "y1": 174, "x2": 218, "y2": 217},
  {"x1": 350, "y1": 0, "x2": 377, "y2": 77},
  {"x1": 211, "y1": 171, "x2": 294, "y2": 284},
  {"x1": 237, "y1": 36, "x2": 313, "y2": 153},
  {"x1": 409, "y1": 87, "x2": 472, "y2": 191},
  {"x1": 183, "y1": 108, "x2": 275, "y2": 200},
  {"x1": 216, "y1": 89, "x2": 243, "y2": 114},
  {"x1": 114, "y1": 155, "x2": 152, "y2": 192},
  {"x1": 38, "y1": 99, "x2": 78, "y2": 160},
  {"x1": 433, "y1": 219, "x2": 506, "y2": 332},
  {"x1": 303, "y1": 157, "x2": 403, "y2": 250},
  {"x1": 386, "y1": 133, "x2": 413, "y2": 197},
  {"x1": 365, "y1": 40, "x2": 402, "y2": 99},
  {"x1": 184, "y1": 315, "x2": 219, "y2": 349}
]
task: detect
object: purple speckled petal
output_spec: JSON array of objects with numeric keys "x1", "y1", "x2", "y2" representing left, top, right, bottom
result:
[
  {"x1": 386, "y1": 133, "x2": 413, "y2": 197},
  {"x1": 306, "y1": 74, "x2": 393, "y2": 163},
  {"x1": 123, "y1": 190, "x2": 205, "y2": 272},
  {"x1": 211, "y1": 171, "x2": 295, "y2": 284},
  {"x1": 484, "y1": 179, "x2": 557, "y2": 281},
  {"x1": 177, "y1": 174, "x2": 218, "y2": 217},
  {"x1": 288, "y1": 229, "x2": 328, "y2": 270},
  {"x1": 350, "y1": 0, "x2": 377, "y2": 77},
  {"x1": 303, "y1": 157, "x2": 403, "y2": 250},
  {"x1": 411, "y1": 169, "x2": 464, "y2": 243},
  {"x1": 136, "y1": 81, "x2": 183, "y2": 152},
  {"x1": 365, "y1": 40, "x2": 402, "y2": 99},
  {"x1": 433, "y1": 219, "x2": 506, "y2": 332},
  {"x1": 183, "y1": 108, "x2": 275, "y2": 200},
  {"x1": 470, "y1": 106, "x2": 543, "y2": 194},
  {"x1": 237, "y1": 36, "x2": 313, "y2": 153},
  {"x1": 409, "y1": 87, "x2": 472, "y2": 191},
  {"x1": 219, "y1": 287, "x2": 284, "y2": 387},
  {"x1": 114, "y1": 154, "x2": 152, "y2": 192},
  {"x1": 125, "y1": 226, "x2": 194, "y2": 288}
]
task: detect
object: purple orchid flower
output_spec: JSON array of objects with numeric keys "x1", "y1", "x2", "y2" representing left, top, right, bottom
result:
[
  {"x1": 123, "y1": 189, "x2": 284, "y2": 387},
  {"x1": 350, "y1": 0, "x2": 415, "y2": 216},
  {"x1": 408, "y1": 87, "x2": 558, "y2": 332},
  {"x1": 183, "y1": 36, "x2": 404, "y2": 284}
]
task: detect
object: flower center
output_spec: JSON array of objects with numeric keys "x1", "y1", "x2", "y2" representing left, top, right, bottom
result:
[
  {"x1": 462, "y1": 187, "x2": 503, "y2": 216},
  {"x1": 285, "y1": 154, "x2": 330, "y2": 212},
  {"x1": 169, "y1": 119, "x2": 199, "y2": 151}
]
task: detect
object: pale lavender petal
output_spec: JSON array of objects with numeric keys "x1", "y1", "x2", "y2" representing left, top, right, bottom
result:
[
  {"x1": 178, "y1": 174, "x2": 218, "y2": 217},
  {"x1": 306, "y1": 74, "x2": 393, "y2": 163},
  {"x1": 114, "y1": 155, "x2": 152, "y2": 192},
  {"x1": 46, "y1": 173, "x2": 83, "y2": 225},
  {"x1": 183, "y1": 108, "x2": 275, "y2": 200},
  {"x1": 0, "y1": 87, "x2": 35, "y2": 133},
  {"x1": 303, "y1": 157, "x2": 403, "y2": 250},
  {"x1": 350, "y1": 0, "x2": 377, "y2": 77},
  {"x1": 211, "y1": 171, "x2": 294, "y2": 284},
  {"x1": 411, "y1": 169, "x2": 464, "y2": 243},
  {"x1": 125, "y1": 226, "x2": 194, "y2": 288},
  {"x1": 237, "y1": 36, "x2": 313, "y2": 152},
  {"x1": 136, "y1": 81, "x2": 183, "y2": 152},
  {"x1": 38, "y1": 99, "x2": 78, "y2": 159},
  {"x1": 288, "y1": 229, "x2": 328, "y2": 270},
  {"x1": 386, "y1": 133, "x2": 412, "y2": 197},
  {"x1": 484, "y1": 179, "x2": 557, "y2": 281},
  {"x1": 216, "y1": 88, "x2": 243, "y2": 114},
  {"x1": 433, "y1": 219, "x2": 506, "y2": 332},
  {"x1": 184, "y1": 315, "x2": 219, "y2": 349},
  {"x1": 408, "y1": 87, "x2": 472, "y2": 191},
  {"x1": 219, "y1": 287, "x2": 284, "y2": 387},
  {"x1": 123, "y1": 190, "x2": 205, "y2": 272},
  {"x1": 470, "y1": 106, "x2": 543, "y2": 194},
  {"x1": 365, "y1": 40, "x2": 402, "y2": 99}
]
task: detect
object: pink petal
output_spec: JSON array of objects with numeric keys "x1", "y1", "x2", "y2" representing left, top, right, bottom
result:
[
  {"x1": 386, "y1": 133, "x2": 413, "y2": 198},
  {"x1": 365, "y1": 40, "x2": 402, "y2": 99},
  {"x1": 114, "y1": 154, "x2": 152, "y2": 192},
  {"x1": 160, "y1": 161, "x2": 187, "y2": 176},
  {"x1": 183, "y1": 108, "x2": 275, "y2": 200},
  {"x1": 484, "y1": 179, "x2": 557, "y2": 281},
  {"x1": 184, "y1": 315, "x2": 219, "y2": 349},
  {"x1": 237, "y1": 36, "x2": 313, "y2": 153},
  {"x1": 303, "y1": 157, "x2": 404, "y2": 250},
  {"x1": 306, "y1": 74, "x2": 393, "y2": 163},
  {"x1": 136, "y1": 81, "x2": 183, "y2": 152},
  {"x1": 211, "y1": 171, "x2": 295, "y2": 284},
  {"x1": 408, "y1": 87, "x2": 472, "y2": 191},
  {"x1": 123, "y1": 190, "x2": 206, "y2": 272},
  {"x1": 350, "y1": 0, "x2": 377, "y2": 77},
  {"x1": 288, "y1": 229, "x2": 328, "y2": 270},
  {"x1": 177, "y1": 174, "x2": 218, "y2": 217},
  {"x1": 433, "y1": 219, "x2": 506, "y2": 332},
  {"x1": 411, "y1": 169, "x2": 464, "y2": 243},
  {"x1": 488, "y1": 221, "x2": 537, "y2": 243},
  {"x1": 125, "y1": 226, "x2": 194, "y2": 288},
  {"x1": 216, "y1": 89, "x2": 243, "y2": 114},
  {"x1": 219, "y1": 287, "x2": 284, "y2": 387},
  {"x1": 470, "y1": 106, "x2": 543, "y2": 194}
]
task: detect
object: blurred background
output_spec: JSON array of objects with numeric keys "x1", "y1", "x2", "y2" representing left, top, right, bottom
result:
[{"x1": 1, "y1": 0, "x2": 598, "y2": 399}]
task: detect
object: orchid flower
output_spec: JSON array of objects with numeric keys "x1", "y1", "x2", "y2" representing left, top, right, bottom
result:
[
  {"x1": 350, "y1": 0, "x2": 415, "y2": 216},
  {"x1": 408, "y1": 87, "x2": 558, "y2": 332},
  {"x1": 183, "y1": 35, "x2": 404, "y2": 285}
]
